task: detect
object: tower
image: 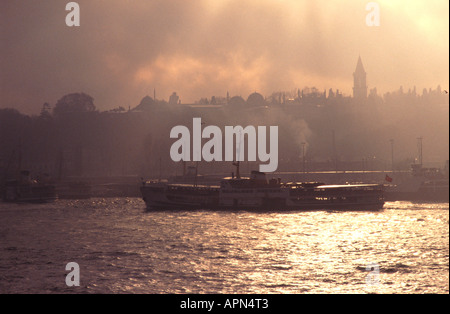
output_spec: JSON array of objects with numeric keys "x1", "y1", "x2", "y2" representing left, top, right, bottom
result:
[{"x1": 353, "y1": 56, "x2": 367, "y2": 100}]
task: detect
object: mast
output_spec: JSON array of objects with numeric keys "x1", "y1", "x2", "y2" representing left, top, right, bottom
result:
[
  {"x1": 301, "y1": 142, "x2": 306, "y2": 173},
  {"x1": 332, "y1": 130, "x2": 338, "y2": 173},
  {"x1": 233, "y1": 161, "x2": 240, "y2": 179},
  {"x1": 390, "y1": 139, "x2": 394, "y2": 173},
  {"x1": 417, "y1": 137, "x2": 423, "y2": 166}
]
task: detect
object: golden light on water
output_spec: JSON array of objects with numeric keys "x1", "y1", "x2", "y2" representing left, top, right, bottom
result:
[{"x1": 0, "y1": 199, "x2": 448, "y2": 293}]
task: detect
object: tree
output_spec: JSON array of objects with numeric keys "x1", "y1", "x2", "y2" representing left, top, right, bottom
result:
[{"x1": 53, "y1": 93, "x2": 96, "y2": 117}]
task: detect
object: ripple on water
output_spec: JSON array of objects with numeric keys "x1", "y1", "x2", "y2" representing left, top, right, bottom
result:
[{"x1": 0, "y1": 199, "x2": 448, "y2": 294}]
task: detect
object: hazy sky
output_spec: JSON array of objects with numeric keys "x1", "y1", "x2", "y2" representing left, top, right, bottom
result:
[{"x1": 1, "y1": 0, "x2": 448, "y2": 114}]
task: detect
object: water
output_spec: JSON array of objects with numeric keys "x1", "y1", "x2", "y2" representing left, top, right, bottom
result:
[{"x1": 0, "y1": 199, "x2": 448, "y2": 294}]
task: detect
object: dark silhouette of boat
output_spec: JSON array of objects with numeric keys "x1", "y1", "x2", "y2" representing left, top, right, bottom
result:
[
  {"x1": 2, "y1": 170, "x2": 57, "y2": 203},
  {"x1": 385, "y1": 162, "x2": 449, "y2": 202},
  {"x1": 141, "y1": 169, "x2": 385, "y2": 211}
]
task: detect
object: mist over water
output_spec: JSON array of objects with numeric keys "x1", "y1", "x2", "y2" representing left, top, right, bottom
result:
[
  {"x1": 1, "y1": 1, "x2": 448, "y2": 179},
  {"x1": 0, "y1": 0, "x2": 448, "y2": 297},
  {"x1": 1, "y1": 87, "x2": 448, "y2": 180},
  {"x1": 0, "y1": 199, "x2": 448, "y2": 294}
]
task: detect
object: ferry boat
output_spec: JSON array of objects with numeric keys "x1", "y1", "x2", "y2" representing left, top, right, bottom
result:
[{"x1": 141, "y1": 170, "x2": 385, "y2": 211}]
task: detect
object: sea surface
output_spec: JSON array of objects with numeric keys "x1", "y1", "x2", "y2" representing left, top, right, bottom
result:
[{"x1": 0, "y1": 199, "x2": 448, "y2": 294}]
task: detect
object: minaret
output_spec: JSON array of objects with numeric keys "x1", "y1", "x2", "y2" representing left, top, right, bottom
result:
[{"x1": 353, "y1": 56, "x2": 367, "y2": 100}]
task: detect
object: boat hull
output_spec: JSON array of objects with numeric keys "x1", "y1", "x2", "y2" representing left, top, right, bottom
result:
[
  {"x1": 385, "y1": 179, "x2": 449, "y2": 202},
  {"x1": 140, "y1": 184, "x2": 385, "y2": 212}
]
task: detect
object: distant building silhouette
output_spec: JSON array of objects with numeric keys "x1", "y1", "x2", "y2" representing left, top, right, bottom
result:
[
  {"x1": 247, "y1": 92, "x2": 266, "y2": 107},
  {"x1": 353, "y1": 56, "x2": 367, "y2": 100},
  {"x1": 133, "y1": 95, "x2": 155, "y2": 112},
  {"x1": 169, "y1": 92, "x2": 180, "y2": 105},
  {"x1": 228, "y1": 95, "x2": 246, "y2": 107}
]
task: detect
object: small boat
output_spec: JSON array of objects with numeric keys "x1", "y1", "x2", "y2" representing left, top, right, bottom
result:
[{"x1": 1, "y1": 171, "x2": 57, "y2": 203}]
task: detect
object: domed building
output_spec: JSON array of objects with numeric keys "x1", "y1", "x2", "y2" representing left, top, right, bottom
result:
[
  {"x1": 133, "y1": 96, "x2": 155, "y2": 112},
  {"x1": 228, "y1": 95, "x2": 246, "y2": 107},
  {"x1": 247, "y1": 92, "x2": 266, "y2": 107}
]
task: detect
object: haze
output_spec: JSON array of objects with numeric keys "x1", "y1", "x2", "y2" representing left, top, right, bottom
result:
[{"x1": 1, "y1": 0, "x2": 448, "y2": 113}]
